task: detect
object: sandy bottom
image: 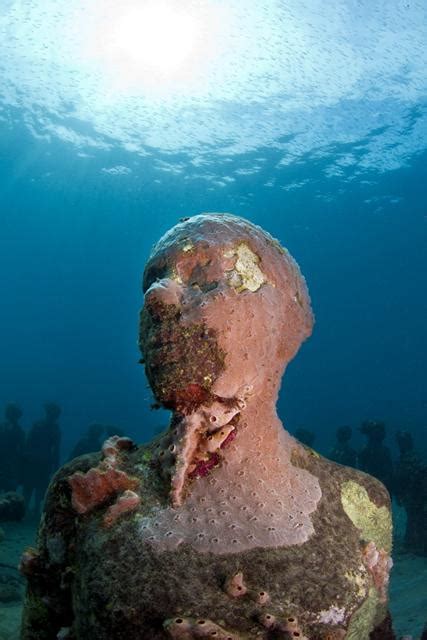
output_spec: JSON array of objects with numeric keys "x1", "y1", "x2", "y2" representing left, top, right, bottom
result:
[
  {"x1": 0, "y1": 515, "x2": 426, "y2": 639},
  {"x1": 0, "y1": 519, "x2": 36, "y2": 640}
]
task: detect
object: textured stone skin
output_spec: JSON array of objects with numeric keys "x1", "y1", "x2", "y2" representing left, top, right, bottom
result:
[{"x1": 21, "y1": 214, "x2": 395, "y2": 639}]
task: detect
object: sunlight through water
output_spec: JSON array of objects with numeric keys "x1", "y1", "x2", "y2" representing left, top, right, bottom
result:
[
  {"x1": 109, "y1": 4, "x2": 198, "y2": 74},
  {"x1": 0, "y1": 0, "x2": 426, "y2": 175},
  {"x1": 82, "y1": 1, "x2": 226, "y2": 93}
]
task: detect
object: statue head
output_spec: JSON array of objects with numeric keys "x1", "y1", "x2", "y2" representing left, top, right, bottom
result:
[
  {"x1": 396, "y1": 429, "x2": 413, "y2": 455},
  {"x1": 360, "y1": 420, "x2": 386, "y2": 444},
  {"x1": 139, "y1": 213, "x2": 313, "y2": 413},
  {"x1": 44, "y1": 402, "x2": 61, "y2": 421},
  {"x1": 337, "y1": 425, "x2": 352, "y2": 443},
  {"x1": 5, "y1": 402, "x2": 23, "y2": 424}
]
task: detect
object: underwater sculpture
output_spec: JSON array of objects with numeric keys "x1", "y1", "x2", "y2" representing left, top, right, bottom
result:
[
  {"x1": 21, "y1": 214, "x2": 395, "y2": 639},
  {"x1": 358, "y1": 421, "x2": 394, "y2": 496},
  {"x1": 394, "y1": 430, "x2": 427, "y2": 556},
  {"x1": 329, "y1": 426, "x2": 357, "y2": 469},
  {"x1": 0, "y1": 403, "x2": 25, "y2": 492},
  {"x1": 22, "y1": 402, "x2": 62, "y2": 515}
]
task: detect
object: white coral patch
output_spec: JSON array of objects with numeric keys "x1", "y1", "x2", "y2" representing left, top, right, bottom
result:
[
  {"x1": 318, "y1": 605, "x2": 346, "y2": 624},
  {"x1": 226, "y1": 243, "x2": 266, "y2": 292}
]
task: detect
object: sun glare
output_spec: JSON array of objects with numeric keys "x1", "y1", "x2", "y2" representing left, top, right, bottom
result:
[
  {"x1": 112, "y1": 4, "x2": 197, "y2": 73},
  {"x1": 81, "y1": 0, "x2": 223, "y2": 93}
]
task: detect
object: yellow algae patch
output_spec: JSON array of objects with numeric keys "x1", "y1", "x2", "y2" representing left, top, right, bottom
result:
[
  {"x1": 341, "y1": 481, "x2": 392, "y2": 552},
  {"x1": 345, "y1": 568, "x2": 369, "y2": 599},
  {"x1": 225, "y1": 242, "x2": 266, "y2": 292},
  {"x1": 170, "y1": 266, "x2": 183, "y2": 284},
  {"x1": 346, "y1": 588, "x2": 381, "y2": 639}
]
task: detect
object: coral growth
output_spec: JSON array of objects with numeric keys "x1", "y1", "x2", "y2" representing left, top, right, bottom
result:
[
  {"x1": 101, "y1": 435, "x2": 135, "y2": 464},
  {"x1": 152, "y1": 399, "x2": 242, "y2": 507},
  {"x1": 258, "y1": 612, "x2": 308, "y2": 638},
  {"x1": 164, "y1": 617, "x2": 242, "y2": 639},
  {"x1": 224, "y1": 571, "x2": 247, "y2": 598},
  {"x1": 68, "y1": 466, "x2": 138, "y2": 515},
  {"x1": 68, "y1": 435, "x2": 139, "y2": 515},
  {"x1": 103, "y1": 489, "x2": 141, "y2": 527},
  {"x1": 253, "y1": 590, "x2": 270, "y2": 605},
  {"x1": 362, "y1": 541, "x2": 393, "y2": 602}
]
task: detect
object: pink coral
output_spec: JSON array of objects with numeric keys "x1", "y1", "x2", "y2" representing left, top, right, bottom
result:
[
  {"x1": 253, "y1": 589, "x2": 270, "y2": 605},
  {"x1": 188, "y1": 452, "x2": 220, "y2": 480},
  {"x1": 103, "y1": 490, "x2": 141, "y2": 527},
  {"x1": 101, "y1": 435, "x2": 135, "y2": 466},
  {"x1": 258, "y1": 613, "x2": 307, "y2": 638},
  {"x1": 223, "y1": 571, "x2": 247, "y2": 598},
  {"x1": 164, "y1": 617, "x2": 242, "y2": 639},
  {"x1": 68, "y1": 466, "x2": 139, "y2": 515},
  {"x1": 362, "y1": 541, "x2": 393, "y2": 602}
]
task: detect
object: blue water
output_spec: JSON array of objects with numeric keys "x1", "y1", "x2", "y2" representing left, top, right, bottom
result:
[
  {"x1": 0, "y1": 1, "x2": 426, "y2": 636},
  {"x1": 1, "y1": 118, "x2": 426, "y2": 460}
]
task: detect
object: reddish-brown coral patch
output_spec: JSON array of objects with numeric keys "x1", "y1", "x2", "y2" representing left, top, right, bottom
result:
[
  {"x1": 103, "y1": 490, "x2": 141, "y2": 528},
  {"x1": 68, "y1": 466, "x2": 139, "y2": 515}
]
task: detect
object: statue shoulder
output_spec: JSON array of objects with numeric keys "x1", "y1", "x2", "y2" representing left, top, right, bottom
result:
[
  {"x1": 43, "y1": 438, "x2": 165, "y2": 539},
  {"x1": 291, "y1": 443, "x2": 392, "y2": 551},
  {"x1": 20, "y1": 456, "x2": 98, "y2": 640}
]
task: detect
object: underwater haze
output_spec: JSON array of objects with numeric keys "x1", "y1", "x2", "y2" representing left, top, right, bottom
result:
[{"x1": 0, "y1": 0, "x2": 426, "y2": 635}]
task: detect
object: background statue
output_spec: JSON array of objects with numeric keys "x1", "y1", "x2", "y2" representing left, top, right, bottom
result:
[
  {"x1": 21, "y1": 402, "x2": 62, "y2": 516},
  {"x1": 329, "y1": 425, "x2": 357, "y2": 468},
  {"x1": 394, "y1": 430, "x2": 427, "y2": 556},
  {"x1": 0, "y1": 403, "x2": 25, "y2": 493},
  {"x1": 358, "y1": 420, "x2": 394, "y2": 495}
]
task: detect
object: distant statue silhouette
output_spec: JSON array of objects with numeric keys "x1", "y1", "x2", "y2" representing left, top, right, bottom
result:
[
  {"x1": 358, "y1": 420, "x2": 394, "y2": 494},
  {"x1": 22, "y1": 402, "x2": 61, "y2": 515},
  {"x1": 394, "y1": 430, "x2": 427, "y2": 555},
  {"x1": 0, "y1": 403, "x2": 25, "y2": 492},
  {"x1": 329, "y1": 425, "x2": 357, "y2": 468}
]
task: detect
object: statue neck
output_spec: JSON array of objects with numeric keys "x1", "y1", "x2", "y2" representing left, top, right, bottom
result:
[{"x1": 161, "y1": 392, "x2": 292, "y2": 507}]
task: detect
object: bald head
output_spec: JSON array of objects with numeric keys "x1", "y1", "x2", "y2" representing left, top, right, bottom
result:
[{"x1": 140, "y1": 213, "x2": 313, "y2": 409}]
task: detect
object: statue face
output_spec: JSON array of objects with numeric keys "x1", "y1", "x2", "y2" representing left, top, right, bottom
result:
[
  {"x1": 139, "y1": 214, "x2": 313, "y2": 411},
  {"x1": 139, "y1": 240, "x2": 235, "y2": 411}
]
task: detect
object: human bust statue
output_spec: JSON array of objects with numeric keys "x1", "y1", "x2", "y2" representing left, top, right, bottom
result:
[{"x1": 21, "y1": 214, "x2": 394, "y2": 639}]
